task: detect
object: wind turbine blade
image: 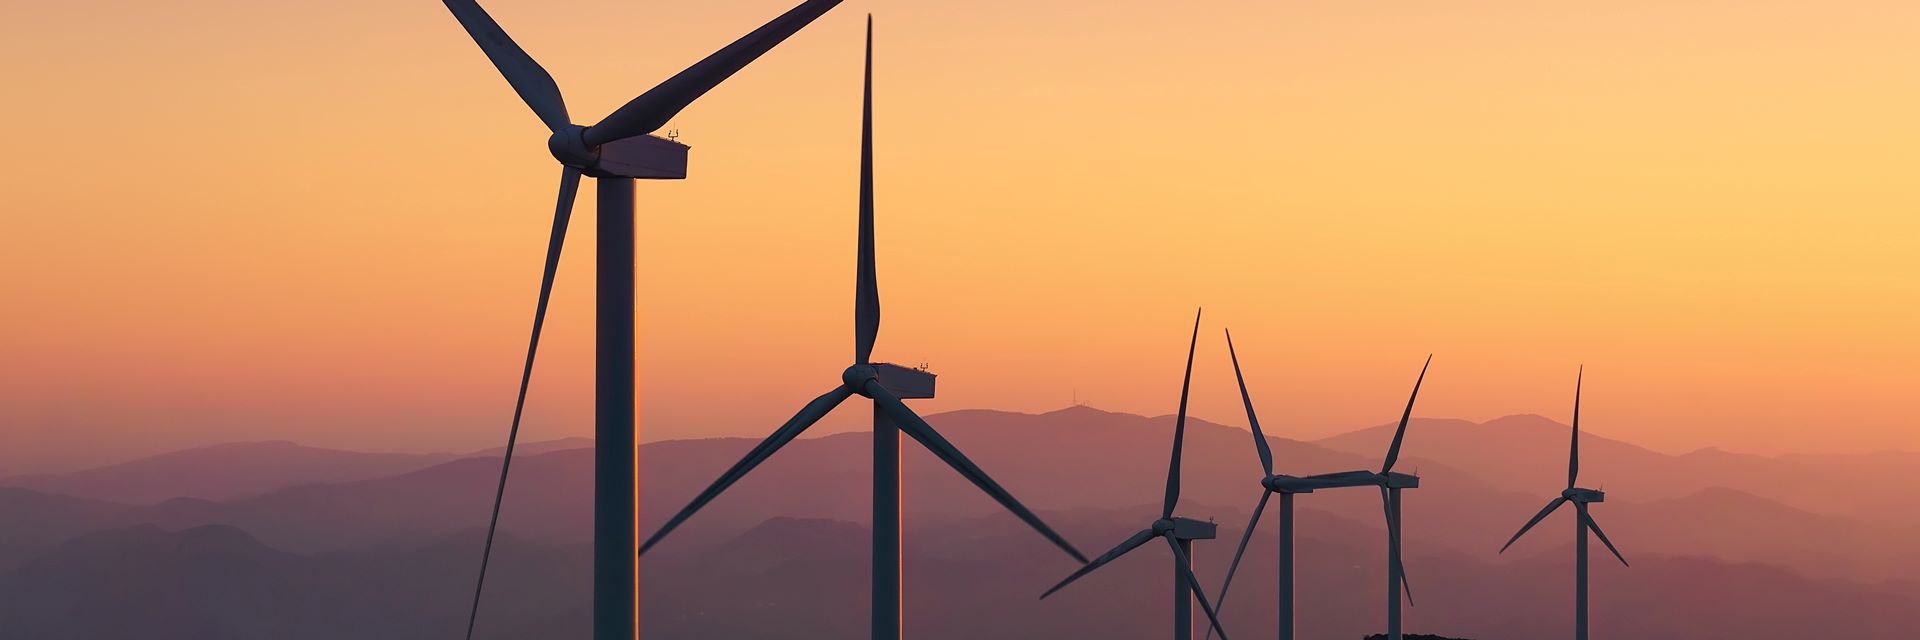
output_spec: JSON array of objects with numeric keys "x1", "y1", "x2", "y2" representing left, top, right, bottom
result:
[
  {"x1": 1569, "y1": 366, "x2": 1582, "y2": 490},
  {"x1": 440, "y1": 0, "x2": 570, "y2": 132},
  {"x1": 853, "y1": 17, "x2": 878, "y2": 365},
  {"x1": 872, "y1": 387, "x2": 1088, "y2": 563},
  {"x1": 464, "y1": 166, "x2": 579, "y2": 640},
  {"x1": 1038, "y1": 528, "x2": 1156, "y2": 598},
  {"x1": 1213, "y1": 490, "x2": 1270, "y2": 624},
  {"x1": 584, "y1": 0, "x2": 843, "y2": 146},
  {"x1": 1303, "y1": 469, "x2": 1376, "y2": 481},
  {"x1": 638, "y1": 385, "x2": 854, "y2": 556},
  {"x1": 1164, "y1": 308, "x2": 1201, "y2": 519},
  {"x1": 1401, "y1": 560, "x2": 1414, "y2": 606},
  {"x1": 1379, "y1": 486, "x2": 1413, "y2": 606},
  {"x1": 1380, "y1": 355, "x2": 1432, "y2": 474},
  {"x1": 1166, "y1": 534, "x2": 1234, "y2": 640},
  {"x1": 1498, "y1": 497, "x2": 1568, "y2": 553},
  {"x1": 1585, "y1": 512, "x2": 1629, "y2": 566},
  {"x1": 1225, "y1": 329, "x2": 1273, "y2": 476}
]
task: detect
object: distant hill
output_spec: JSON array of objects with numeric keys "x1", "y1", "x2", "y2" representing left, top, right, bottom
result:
[
  {"x1": 0, "y1": 523, "x2": 586, "y2": 640},
  {"x1": 0, "y1": 441, "x2": 458, "y2": 504},
  {"x1": 467, "y1": 436, "x2": 594, "y2": 459},
  {"x1": 5, "y1": 407, "x2": 1916, "y2": 584},
  {"x1": 0, "y1": 438, "x2": 592, "y2": 505},
  {"x1": 2, "y1": 406, "x2": 1918, "y2": 638},
  {"x1": 1314, "y1": 413, "x2": 1920, "y2": 530},
  {"x1": 137, "y1": 449, "x2": 596, "y2": 553},
  {"x1": 4, "y1": 510, "x2": 1910, "y2": 640},
  {"x1": 0, "y1": 487, "x2": 131, "y2": 569}
]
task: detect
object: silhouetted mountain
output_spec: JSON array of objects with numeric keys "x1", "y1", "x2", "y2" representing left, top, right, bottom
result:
[
  {"x1": 0, "y1": 524, "x2": 299, "y2": 640},
  {"x1": 637, "y1": 507, "x2": 1916, "y2": 640},
  {"x1": 3, "y1": 506, "x2": 1909, "y2": 640},
  {"x1": 0, "y1": 441, "x2": 457, "y2": 504},
  {"x1": 0, "y1": 523, "x2": 587, "y2": 640},
  {"x1": 137, "y1": 449, "x2": 595, "y2": 553},
  {"x1": 0, "y1": 446, "x2": 593, "y2": 564},
  {"x1": 8, "y1": 407, "x2": 1916, "y2": 583},
  {"x1": 0, "y1": 438, "x2": 593, "y2": 506},
  {"x1": 467, "y1": 436, "x2": 595, "y2": 459},
  {"x1": 1315, "y1": 414, "x2": 1920, "y2": 529},
  {"x1": 1604, "y1": 486, "x2": 1920, "y2": 586},
  {"x1": 0, "y1": 487, "x2": 132, "y2": 569},
  {"x1": 3, "y1": 407, "x2": 1918, "y2": 638}
]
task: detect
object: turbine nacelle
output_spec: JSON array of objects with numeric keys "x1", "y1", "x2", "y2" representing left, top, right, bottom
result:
[
  {"x1": 1563, "y1": 487, "x2": 1605, "y2": 503},
  {"x1": 1261, "y1": 475, "x2": 1318, "y2": 494},
  {"x1": 546, "y1": 126, "x2": 689, "y2": 180},
  {"x1": 1299, "y1": 470, "x2": 1421, "y2": 490},
  {"x1": 843, "y1": 362, "x2": 936, "y2": 399},
  {"x1": 1152, "y1": 516, "x2": 1218, "y2": 541}
]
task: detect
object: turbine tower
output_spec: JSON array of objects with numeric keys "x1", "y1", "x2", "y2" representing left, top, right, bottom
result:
[
  {"x1": 438, "y1": 1, "x2": 843, "y2": 639},
  {"x1": 1039, "y1": 310, "x2": 1232, "y2": 640},
  {"x1": 636, "y1": 20, "x2": 1088, "y2": 640},
  {"x1": 1498, "y1": 368, "x2": 1629, "y2": 640}
]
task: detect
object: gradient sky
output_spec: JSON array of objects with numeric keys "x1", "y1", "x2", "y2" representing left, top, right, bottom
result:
[{"x1": 2, "y1": 0, "x2": 1916, "y2": 474}]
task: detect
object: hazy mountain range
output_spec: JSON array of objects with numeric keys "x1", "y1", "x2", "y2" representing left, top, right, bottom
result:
[{"x1": 0, "y1": 407, "x2": 1913, "y2": 638}]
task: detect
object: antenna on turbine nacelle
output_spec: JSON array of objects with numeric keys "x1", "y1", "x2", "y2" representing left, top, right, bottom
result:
[{"x1": 666, "y1": 129, "x2": 680, "y2": 142}]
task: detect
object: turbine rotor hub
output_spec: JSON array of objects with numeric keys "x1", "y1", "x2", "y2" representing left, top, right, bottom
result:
[
  {"x1": 1262, "y1": 475, "x2": 1309, "y2": 493},
  {"x1": 546, "y1": 124, "x2": 601, "y2": 174},
  {"x1": 842, "y1": 364, "x2": 879, "y2": 395},
  {"x1": 1151, "y1": 518, "x2": 1176, "y2": 535}
]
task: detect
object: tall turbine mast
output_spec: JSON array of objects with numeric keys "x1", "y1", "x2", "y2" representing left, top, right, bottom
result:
[
  {"x1": 636, "y1": 19, "x2": 1089, "y2": 640},
  {"x1": 437, "y1": 2, "x2": 845, "y2": 638}
]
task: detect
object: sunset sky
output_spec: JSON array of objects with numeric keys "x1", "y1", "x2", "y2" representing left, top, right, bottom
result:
[{"x1": 2, "y1": 0, "x2": 1916, "y2": 474}]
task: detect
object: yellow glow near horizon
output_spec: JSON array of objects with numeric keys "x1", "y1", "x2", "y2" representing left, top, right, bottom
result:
[{"x1": 1, "y1": 0, "x2": 1916, "y2": 473}]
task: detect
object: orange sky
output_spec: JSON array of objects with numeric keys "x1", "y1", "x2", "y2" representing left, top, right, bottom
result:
[{"x1": 2, "y1": 0, "x2": 1916, "y2": 474}]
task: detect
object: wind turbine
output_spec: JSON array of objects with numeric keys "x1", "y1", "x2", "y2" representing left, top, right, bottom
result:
[
  {"x1": 1209, "y1": 345, "x2": 1432, "y2": 640},
  {"x1": 1204, "y1": 329, "x2": 1318, "y2": 640},
  {"x1": 1307, "y1": 355, "x2": 1428, "y2": 640},
  {"x1": 1039, "y1": 310, "x2": 1232, "y2": 640},
  {"x1": 438, "y1": 1, "x2": 844, "y2": 639},
  {"x1": 636, "y1": 19, "x2": 1087, "y2": 640},
  {"x1": 1498, "y1": 368, "x2": 1629, "y2": 640}
]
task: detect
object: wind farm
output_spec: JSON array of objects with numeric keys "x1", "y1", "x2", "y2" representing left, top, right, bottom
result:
[{"x1": 3, "y1": 1, "x2": 1918, "y2": 639}]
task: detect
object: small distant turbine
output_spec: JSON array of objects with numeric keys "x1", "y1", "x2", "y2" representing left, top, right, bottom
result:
[
  {"x1": 637, "y1": 21, "x2": 1087, "y2": 640},
  {"x1": 1040, "y1": 310, "x2": 1232, "y2": 640},
  {"x1": 439, "y1": 2, "x2": 843, "y2": 639},
  {"x1": 1212, "y1": 348, "x2": 1432, "y2": 640},
  {"x1": 1498, "y1": 367, "x2": 1629, "y2": 640}
]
